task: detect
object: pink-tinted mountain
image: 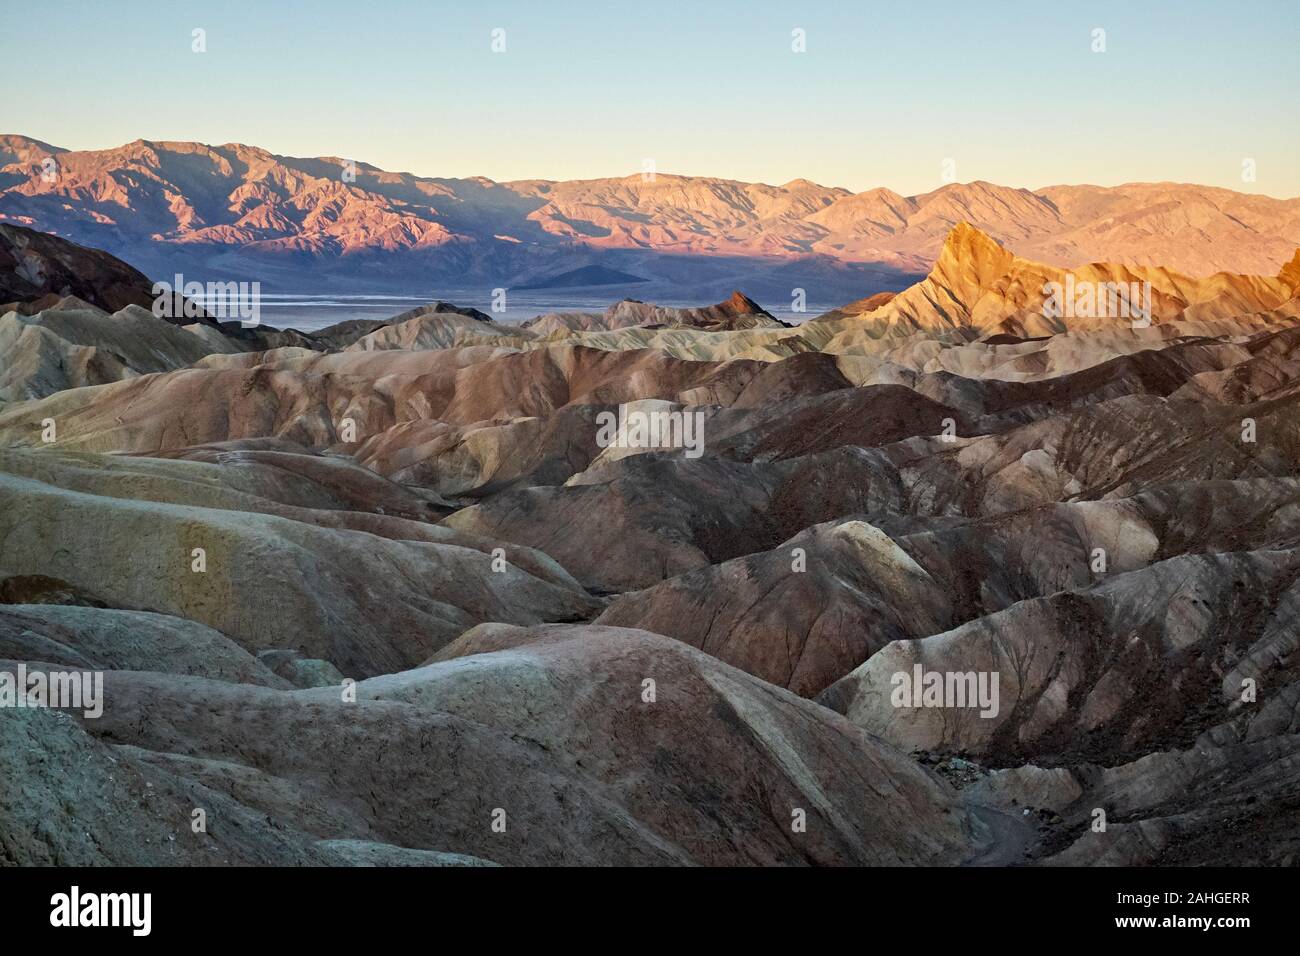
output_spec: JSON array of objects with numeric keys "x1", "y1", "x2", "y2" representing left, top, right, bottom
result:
[{"x1": 4, "y1": 135, "x2": 1299, "y2": 302}]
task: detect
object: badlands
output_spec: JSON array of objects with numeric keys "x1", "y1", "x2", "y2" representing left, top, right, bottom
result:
[{"x1": 2, "y1": 220, "x2": 1300, "y2": 865}]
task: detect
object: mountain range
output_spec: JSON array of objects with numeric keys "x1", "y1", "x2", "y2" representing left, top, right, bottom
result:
[{"x1": 3, "y1": 134, "x2": 1299, "y2": 303}]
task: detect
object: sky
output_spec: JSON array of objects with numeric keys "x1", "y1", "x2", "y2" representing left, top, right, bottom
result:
[{"x1": 5, "y1": 0, "x2": 1299, "y2": 197}]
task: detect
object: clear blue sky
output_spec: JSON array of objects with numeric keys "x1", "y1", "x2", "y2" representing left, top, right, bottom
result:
[{"x1": 6, "y1": 0, "x2": 1298, "y2": 196}]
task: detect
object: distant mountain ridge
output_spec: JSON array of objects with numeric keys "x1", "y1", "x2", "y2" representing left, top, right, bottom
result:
[{"x1": 2, "y1": 135, "x2": 1298, "y2": 301}]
